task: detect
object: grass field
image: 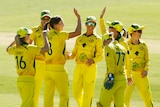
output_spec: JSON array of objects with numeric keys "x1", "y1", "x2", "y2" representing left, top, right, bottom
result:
[{"x1": 0, "y1": 0, "x2": 160, "y2": 107}]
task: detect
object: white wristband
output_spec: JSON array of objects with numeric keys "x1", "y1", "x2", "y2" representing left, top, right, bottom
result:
[{"x1": 43, "y1": 30, "x2": 48, "y2": 33}]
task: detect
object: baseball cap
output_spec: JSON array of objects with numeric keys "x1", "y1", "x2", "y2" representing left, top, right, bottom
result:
[
  {"x1": 106, "y1": 20, "x2": 123, "y2": 32},
  {"x1": 128, "y1": 24, "x2": 145, "y2": 34},
  {"x1": 41, "y1": 10, "x2": 51, "y2": 19},
  {"x1": 86, "y1": 16, "x2": 96, "y2": 23},
  {"x1": 17, "y1": 27, "x2": 32, "y2": 38},
  {"x1": 102, "y1": 32, "x2": 113, "y2": 41}
]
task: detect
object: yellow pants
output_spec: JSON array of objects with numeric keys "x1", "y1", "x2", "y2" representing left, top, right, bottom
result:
[
  {"x1": 44, "y1": 65, "x2": 69, "y2": 107},
  {"x1": 72, "y1": 64, "x2": 97, "y2": 107},
  {"x1": 124, "y1": 71, "x2": 153, "y2": 107},
  {"x1": 17, "y1": 76, "x2": 35, "y2": 107},
  {"x1": 99, "y1": 78, "x2": 127, "y2": 107},
  {"x1": 34, "y1": 60, "x2": 45, "y2": 107}
]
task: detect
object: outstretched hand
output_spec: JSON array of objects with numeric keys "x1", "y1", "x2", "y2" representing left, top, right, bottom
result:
[
  {"x1": 74, "y1": 8, "x2": 80, "y2": 18},
  {"x1": 100, "y1": 7, "x2": 106, "y2": 18}
]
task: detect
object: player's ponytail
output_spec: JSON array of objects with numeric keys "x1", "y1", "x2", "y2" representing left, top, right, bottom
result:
[
  {"x1": 15, "y1": 35, "x2": 21, "y2": 47},
  {"x1": 15, "y1": 35, "x2": 28, "y2": 48},
  {"x1": 122, "y1": 29, "x2": 128, "y2": 39}
]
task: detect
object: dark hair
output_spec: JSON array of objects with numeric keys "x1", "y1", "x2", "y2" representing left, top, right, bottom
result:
[
  {"x1": 17, "y1": 35, "x2": 28, "y2": 45},
  {"x1": 50, "y1": 16, "x2": 62, "y2": 29}
]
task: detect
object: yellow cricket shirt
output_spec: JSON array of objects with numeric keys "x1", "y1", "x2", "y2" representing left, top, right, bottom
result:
[
  {"x1": 30, "y1": 25, "x2": 45, "y2": 60},
  {"x1": 104, "y1": 41, "x2": 127, "y2": 79},
  {"x1": 70, "y1": 34, "x2": 103, "y2": 64},
  {"x1": 127, "y1": 39, "x2": 149, "y2": 71},
  {"x1": 100, "y1": 18, "x2": 132, "y2": 78},
  {"x1": 8, "y1": 45, "x2": 41, "y2": 76},
  {"x1": 45, "y1": 29, "x2": 69, "y2": 65},
  {"x1": 118, "y1": 37, "x2": 132, "y2": 78}
]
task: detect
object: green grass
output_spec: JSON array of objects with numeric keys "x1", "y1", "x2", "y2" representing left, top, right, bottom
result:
[
  {"x1": 1, "y1": 0, "x2": 160, "y2": 39},
  {"x1": 0, "y1": 0, "x2": 160, "y2": 107}
]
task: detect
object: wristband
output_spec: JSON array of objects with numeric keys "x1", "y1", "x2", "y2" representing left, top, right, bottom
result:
[{"x1": 43, "y1": 30, "x2": 48, "y2": 33}]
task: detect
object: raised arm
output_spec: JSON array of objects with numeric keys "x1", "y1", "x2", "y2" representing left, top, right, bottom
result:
[
  {"x1": 100, "y1": 6, "x2": 106, "y2": 18},
  {"x1": 40, "y1": 23, "x2": 50, "y2": 54},
  {"x1": 100, "y1": 7, "x2": 107, "y2": 35},
  {"x1": 68, "y1": 8, "x2": 81, "y2": 39}
]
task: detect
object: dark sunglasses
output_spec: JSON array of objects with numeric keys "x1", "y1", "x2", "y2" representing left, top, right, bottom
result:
[
  {"x1": 134, "y1": 30, "x2": 142, "y2": 33},
  {"x1": 86, "y1": 22, "x2": 96, "y2": 26},
  {"x1": 41, "y1": 17, "x2": 50, "y2": 20}
]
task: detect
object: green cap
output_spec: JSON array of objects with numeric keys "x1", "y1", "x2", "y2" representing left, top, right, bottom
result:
[
  {"x1": 106, "y1": 20, "x2": 123, "y2": 32},
  {"x1": 128, "y1": 24, "x2": 145, "y2": 34},
  {"x1": 17, "y1": 27, "x2": 32, "y2": 38},
  {"x1": 86, "y1": 16, "x2": 96, "y2": 23},
  {"x1": 41, "y1": 10, "x2": 51, "y2": 19}
]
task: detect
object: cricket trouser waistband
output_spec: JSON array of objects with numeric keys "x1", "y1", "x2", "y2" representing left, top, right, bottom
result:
[
  {"x1": 17, "y1": 76, "x2": 35, "y2": 82},
  {"x1": 45, "y1": 64, "x2": 65, "y2": 72}
]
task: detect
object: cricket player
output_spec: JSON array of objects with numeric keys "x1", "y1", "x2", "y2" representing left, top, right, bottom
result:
[
  {"x1": 124, "y1": 24, "x2": 153, "y2": 107},
  {"x1": 29, "y1": 10, "x2": 51, "y2": 107},
  {"x1": 44, "y1": 8, "x2": 81, "y2": 107},
  {"x1": 99, "y1": 7, "x2": 132, "y2": 85},
  {"x1": 6, "y1": 27, "x2": 49, "y2": 107},
  {"x1": 97, "y1": 29, "x2": 127, "y2": 107},
  {"x1": 67, "y1": 16, "x2": 103, "y2": 107}
]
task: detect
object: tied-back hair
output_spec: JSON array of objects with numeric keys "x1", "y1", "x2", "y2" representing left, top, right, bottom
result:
[
  {"x1": 49, "y1": 15, "x2": 62, "y2": 29},
  {"x1": 15, "y1": 34, "x2": 28, "y2": 48},
  {"x1": 122, "y1": 29, "x2": 129, "y2": 38}
]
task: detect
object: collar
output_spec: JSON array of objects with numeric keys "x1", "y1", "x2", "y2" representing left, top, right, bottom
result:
[{"x1": 83, "y1": 33, "x2": 94, "y2": 37}]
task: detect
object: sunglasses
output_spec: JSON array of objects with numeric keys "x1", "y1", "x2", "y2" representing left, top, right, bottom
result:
[
  {"x1": 86, "y1": 22, "x2": 96, "y2": 26},
  {"x1": 134, "y1": 30, "x2": 142, "y2": 33},
  {"x1": 41, "y1": 17, "x2": 50, "y2": 20}
]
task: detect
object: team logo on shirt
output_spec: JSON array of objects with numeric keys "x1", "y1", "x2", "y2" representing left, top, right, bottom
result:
[
  {"x1": 132, "y1": 62, "x2": 139, "y2": 71},
  {"x1": 140, "y1": 46, "x2": 144, "y2": 50},
  {"x1": 79, "y1": 53, "x2": 87, "y2": 62},
  {"x1": 89, "y1": 39, "x2": 94, "y2": 43}
]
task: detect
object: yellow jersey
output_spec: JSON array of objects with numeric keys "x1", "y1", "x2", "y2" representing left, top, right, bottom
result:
[
  {"x1": 7, "y1": 45, "x2": 41, "y2": 76},
  {"x1": 100, "y1": 18, "x2": 132, "y2": 78},
  {"x1": 127, "y1": 39, "x2": 149, "y2": 71},
  {"x1": 45, "y1": 29, "x2": 69, "y2": 65},
  {"x1": 30, "y1": 25, "x2": 45, "y2": 60},
  {"x1": 104, "y1": 41, "x2": 127, "y2": 80},
  {"x1": 71, "y1": 33, "x2": 103, "y2": 64}
]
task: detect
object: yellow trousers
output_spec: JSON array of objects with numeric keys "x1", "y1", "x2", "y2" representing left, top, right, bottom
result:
[
  {"x1": 124, "y1": 71, "x2": 153, "y2": 107},
  {"x1": 17, "y1": 76, "x2": 35, "y2": 107},
  {"x1": 99, "y1": 78, "x2": 127, "y2": 107},
  {"x1": 34, "y1": 60, "x2": 45, "y2": 107},
  {"x1": 44, "y1": 65, "x2": 69, "y2": 107},
  {"x1": 72, "y1": 64, "x2": 97, "y2": 107}
]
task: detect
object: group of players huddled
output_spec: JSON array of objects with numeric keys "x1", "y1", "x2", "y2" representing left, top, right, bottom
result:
[{"x1": 6, "y1": 6, "x2": 153, "y2": 107}]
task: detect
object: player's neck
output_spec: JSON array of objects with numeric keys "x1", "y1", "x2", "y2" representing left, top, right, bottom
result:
[
  {"x1": 85, "y1": 31, "x2": 94, "y2": 37},
  {"x1": 131, "y1": 38, "x2": 140, "y2": 45}
]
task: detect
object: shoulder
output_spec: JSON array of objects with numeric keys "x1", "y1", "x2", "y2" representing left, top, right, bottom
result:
[
  {"x1": 27, "y1": 45, "x2": 41, "y2": 52},
  {"x1": 139, "y1": 39, "x2": 148, "y2": 47},
  {"x1": 93, "y1": 33, "x2": 101, "y2": 39},
  {"x1": 31, "y1": 25, "x2": 41, "y2": 32},
  {"x1": 27, "y1": 45, "x2": 38, "y2": 49},
  {"x1": 139, "y1": 39, "x2": 146, "y2": 44}
]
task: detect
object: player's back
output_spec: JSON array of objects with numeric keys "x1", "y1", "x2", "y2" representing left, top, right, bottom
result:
[{"x1": 8, "y1": 45, "x2": 41, "y2": 76}]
